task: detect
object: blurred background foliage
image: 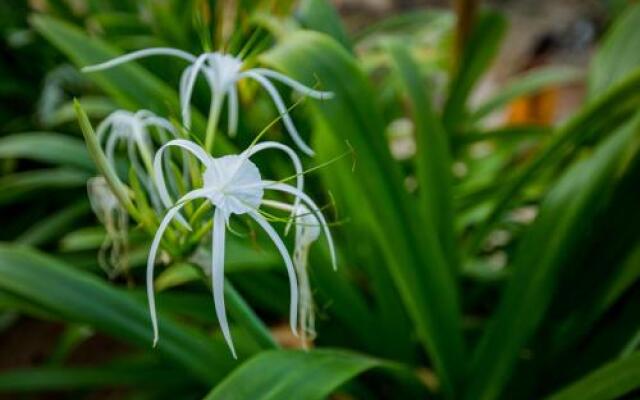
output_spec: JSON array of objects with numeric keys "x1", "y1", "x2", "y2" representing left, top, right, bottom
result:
[{"x1": 0, "y1": 0, "x2": 639, "y2": 399}]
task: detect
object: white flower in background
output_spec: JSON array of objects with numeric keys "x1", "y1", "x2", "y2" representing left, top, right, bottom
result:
[
  {"x1": 146, "y1": 139, "x2": 336, "y2": 357},
  {"x1": 87, "y1": 176, "x2": 129, "y2": 279},
  {"x1": 96, "y1": 109, "x2": 183, "y2": 210},
  {"x1": 83, "y1": 48, "x2": 333, "y2": 156}
]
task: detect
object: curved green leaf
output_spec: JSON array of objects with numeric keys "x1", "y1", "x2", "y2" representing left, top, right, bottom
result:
[
  {"x1": 443, "y1": 11, "x2": 507, "y2": 132},
  {"x1": 0, "y1": 168, "x2": 90, "y2": 205},
  {"x1": 547, "y1": 352, "x2": 640, "y2": 400},
  {"x1": 471, "y1": 66, "x2": 583, "y2": 122},
  {"x1": 297, "y1": 0, "x2": 351, "y2": 51},
  {"x1": 387, "y1": 41, "x2": 457, "y2": 270},
  {"x1": 204, "y1": 349, "x2": 385, "y2": 400},
  {"x1": 588, "y1": 3, "x2": 640, "y2": 98},
  {"x1": 263, "y1": 31, "x2": 464, "y2": 397},
  {"x1": 0, "y1": 132, "x2": 93, "y2": 170},
  {"x1": 466, "y1": 112, "x2": 640, "y2": 400},
  {"x1": 0, "y1": 244, "x2": 235, "y2": 384}
]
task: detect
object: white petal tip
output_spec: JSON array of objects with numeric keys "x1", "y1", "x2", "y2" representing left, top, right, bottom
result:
[
  {"x1": 152, "y1": 337, "x2": 159, "y2": 348},
  {"x1": 321, "y1": 92, "x2": 334, "y2": 100}
]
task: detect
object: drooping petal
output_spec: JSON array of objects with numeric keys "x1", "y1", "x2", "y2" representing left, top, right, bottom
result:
[
  {"x1": 153, "y1": 139, "x2": 213, "y2": 226},
  {"x1": 249, "y1": 211, "x2": 299, "y2": 335},
  {"x1": 262, "y1": 181, "x2": 336, "y2": 271},
  {"x1": 248, "y1": 68, "x2": 333, "y2": 100},
  {"x1": 82, "y1": 47, "x2": 196, "y2": 73},
  {"x1": 211, "y1": 209, "x2": 236, "y2": 358},
  {"x1": 241, "y1": 71, "x2": 315, "y2": 157},
  {"x1": 104, "y1": 130, "x2": 120, "y2": 167},
  {"x1": 180, "y1": 54, "x2": 209, "y2": 130},
  {"x1": 146, "y1": 202, "x2": 185, "y2": 347},
  {"x1": 246, "y1": 141, "x2": 304, "y2": 232},
  {"x1": 96, "y1": 113, "x2": 119, "y2": 144},
  {"x1": 227, "y1": 86, "x2": 239, "y2": 137},
  {"x1": 146, "y1": 188, "x2": 213, "y2": 346}
]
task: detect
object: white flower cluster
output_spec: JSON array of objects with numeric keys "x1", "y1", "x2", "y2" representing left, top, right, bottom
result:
[{"x1": 84, "y1": 47, "x2": 336, "y2": 357}]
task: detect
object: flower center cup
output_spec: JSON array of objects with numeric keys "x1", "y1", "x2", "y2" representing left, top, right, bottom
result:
[{"x1": 202, "y1": 154, "x2": 264, "y2": 219}]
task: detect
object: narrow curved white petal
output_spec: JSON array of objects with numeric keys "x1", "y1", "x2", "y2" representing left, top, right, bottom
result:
[
  {"x1": 153, "y1": 139, "x2": 212, "y2": 212},
  {"x1": 249, "y1": 210, "x2": 299, "y2": 335},
  {"x1": 227, "y1": 86, "x2": 239, "y2": 137},
  {"x1": 104, "y1": 131, "x2": 120, "y2": 166},
  {"x1": 145, "y1": 187, "x2": 212, "y2": 347},
  {"x1": 242, "y1": 71, "x2": 315, "y2": 157},
  {"x1": 248, "y1": 68, "x2": 333, "y2": 100},
  {"x1": 146, "y1": 202, "x2": 186, "y2": 347},
  {"x1": 247, "y1": 141, "x2": 304, "y2": 232},
  {"x1": 141, "y1": 116, "x2": 177, "y2": 135},
  {"x1": 82, "y1": 48, "x2": 196, "y2": 73},
  {"x1": 262, "y1": 181, "x2": 336, "y2": 271},
  {"x1": 181, "y1": 54, "x2": 209, "y2": 129},
  {"x1": 211, "y1": 209, "x2": 236, "y2": 358},
  {"x1": 96, "y1": 113, "x2": 119, "y2": 143}
]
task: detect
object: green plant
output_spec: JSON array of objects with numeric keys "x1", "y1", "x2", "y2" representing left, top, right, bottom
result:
[{"x1": 0, "y1": 1, "x2": 639, "y2": 399}]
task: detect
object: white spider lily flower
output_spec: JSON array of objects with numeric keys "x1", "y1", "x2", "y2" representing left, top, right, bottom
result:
[
  {"x1": 96, "y1": 109, "x2": 182, "y2": 210},
  {"x1": 82, "y1": 47, "x2": 333, "y2": 156},
  {"x1": 147, "y1": 139, "x2": 336, "y2": 357}
]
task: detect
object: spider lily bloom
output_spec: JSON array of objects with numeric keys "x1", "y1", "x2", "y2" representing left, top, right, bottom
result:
[
  {"x1": 96, "y1": 109, "x2": 183, "y2": 210},
  {"x1": 147, "y1": 139, "x2": 336, "y2": 357},
  {"x1": 82, "y1": 48, "x2": 333, "y2": 156}
]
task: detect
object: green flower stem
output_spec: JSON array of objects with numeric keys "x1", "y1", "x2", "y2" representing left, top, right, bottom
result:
[
  {"x1": 204, "y1": 95, "x2": 223, "y2": 154},
  {"x1": 74, "y1": 100, "x2": 139, "y2": 221}
]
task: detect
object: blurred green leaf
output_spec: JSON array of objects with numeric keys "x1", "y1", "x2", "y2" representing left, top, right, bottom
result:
[
  {"x1": 443, "y1": 11, "x2": 507, "y2": 132},
  {"x1": 466, "y1": 111, "x2": 640, "y2": 400},
  {"x1": 387, "y1": 41, "x2": 457, "y2": 270},
  {"x1": 263, "y1": 30, "x2": 464, "y2": 396},
  {"x1": 0, "y1": 363, "x2": 188, "y2": 392},
  {"x1": 0, "y1": 132, "x2": 93, "y2": 170},
  {"x1": 547, "y1": 352, "x2": 640, "y2": 400},
  {"x1": 297, "y1": 0, "x2": 351, "y2": 51},
  {"x1": 471, "y1": 66, "x2": 583, "y2": 122},
  {"x1": 588, "y1": 3, "x2": 640, "y2": 98},
  {"x1": 466, "y1": 68, "x2": 640, "y2": 255},
  {"x1": 0, "y1": 168, "x2": 89, "y2": 205},
  {"x1": 204, "y1": 349, "x2": 386, "y2": 400},
  {"x1": 16, "y1": 200, "x2": 91, "y2": 246},
  {"x1": 0, "y1": 244, "x2": 235, "y2": 384}
]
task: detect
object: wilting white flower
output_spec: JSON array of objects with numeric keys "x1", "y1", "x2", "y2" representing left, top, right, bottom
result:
[
  {"x1": 83, "y1": 48, "x2": 333, "y2": 156},
  {"x1": 87, "y1": 176, "x2": 129, "y2": 279},
  {"x1": 96, "y1": 109, "x2": 182, "y2": 210},
  {"x1": 147, "y1": 139, "x2": 336, "y2": 357},
  {"x1": 261, "y1": 201, "x2": 323, "y2": 348}
]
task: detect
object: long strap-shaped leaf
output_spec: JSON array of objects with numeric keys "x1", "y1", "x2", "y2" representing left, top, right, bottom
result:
[
  {"x1": 546, "y1": 352, "x2": 640, "y2": 400},
  {"x1": 203, "y1": 349, "x2": 409, "y2": 400},
  {"x1": 387, "y1": 41, "x2": 458, "y2": 272},
  {"x1": 0, "y1": 244, "x2": 235, "y2": 384},
  {"x1": 465, "y1": 112, "x2": 640, "y2": 400},
  {"x1": 262, "y1": 31, "x2": 464, "y2": 397}
]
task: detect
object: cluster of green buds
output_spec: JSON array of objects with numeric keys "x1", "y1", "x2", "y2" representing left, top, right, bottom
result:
[{"x1": 75, "y1": 47, "x2": 336, "y2": 357}]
